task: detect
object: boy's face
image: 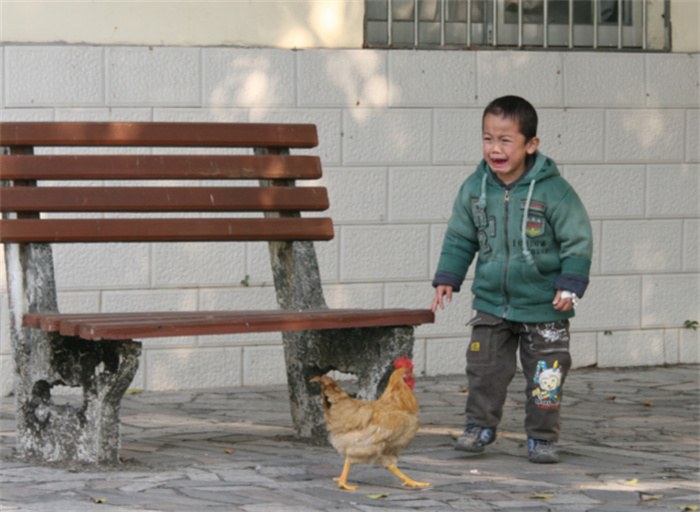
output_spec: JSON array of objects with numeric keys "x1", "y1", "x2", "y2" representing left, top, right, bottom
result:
[{"x1": 482, "y1": 113, "x2": 539, "y2": 185}]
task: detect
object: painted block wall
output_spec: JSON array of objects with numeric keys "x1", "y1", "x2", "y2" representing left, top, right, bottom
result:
[{"x1": 0, "y1": 47, "x2": 698, "y2": 395}]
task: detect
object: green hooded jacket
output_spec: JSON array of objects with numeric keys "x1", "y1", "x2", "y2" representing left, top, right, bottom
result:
[{"x1": 434, "y1": 151, "x2": 592, "y2": 323}]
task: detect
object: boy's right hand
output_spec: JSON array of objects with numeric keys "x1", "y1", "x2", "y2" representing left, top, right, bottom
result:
[{"x1": 431, "y1": 285, "x2": 453, "y2": 312}]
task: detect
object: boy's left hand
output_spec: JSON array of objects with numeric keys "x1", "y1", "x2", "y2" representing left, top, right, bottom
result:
[{"x1": 553, "y1": 290, "x2": 575, "y2": 312}]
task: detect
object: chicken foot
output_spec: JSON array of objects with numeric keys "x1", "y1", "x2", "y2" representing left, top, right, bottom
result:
[
  {"x1": 333, "y1": 458, "x2": 430, "y2": 490},
  {"x1": 387, "y1": 465, "x2": 430, "y2": 488},
  {"x1": 334, "y1": 458, "x2": 358, "y2": 490}
]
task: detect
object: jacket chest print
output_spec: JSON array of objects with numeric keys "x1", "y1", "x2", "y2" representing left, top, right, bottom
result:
[
  {"x1": 471, "y1": 196, "x2": 552, "y2": 256},
  {"x1": 526, "y1": 216, "x2": 544, "y2": 236},
  {"x1": 472, "y1": 199, "x2": 496, "y2": 254},
  {"x1": 521, "y1": 199, "x2": 547, "y2": 238}
]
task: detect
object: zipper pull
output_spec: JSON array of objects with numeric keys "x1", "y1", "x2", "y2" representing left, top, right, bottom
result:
[{"x1": 505, "y1": 190, "x2": 510, "y2": 203}]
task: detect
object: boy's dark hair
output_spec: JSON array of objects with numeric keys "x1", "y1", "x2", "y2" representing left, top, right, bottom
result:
[{"x1": 483, "y1": 95, "x2": 538, "y2": 141}]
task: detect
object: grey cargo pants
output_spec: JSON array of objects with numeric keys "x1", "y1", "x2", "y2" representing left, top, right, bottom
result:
[{"x1": 465, "y1": 311, "x2": 572, "y2": 441}]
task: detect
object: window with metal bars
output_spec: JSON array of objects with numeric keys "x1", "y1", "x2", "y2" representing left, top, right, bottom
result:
[{"x1": 365, "y1": 0, "x2": 670, "y2": 50}]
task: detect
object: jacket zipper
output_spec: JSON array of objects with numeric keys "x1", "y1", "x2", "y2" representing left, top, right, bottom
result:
[{"x1": 502, "y1": 189, "x2": 510, "y2": 318}]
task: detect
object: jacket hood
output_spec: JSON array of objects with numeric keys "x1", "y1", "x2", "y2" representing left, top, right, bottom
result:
[
  {"x1": 521, "y1": 151, "x2": 561, "y2": 182},
  {"x1": 478, "y1": 150, "x2": 561, "y2": 185}
]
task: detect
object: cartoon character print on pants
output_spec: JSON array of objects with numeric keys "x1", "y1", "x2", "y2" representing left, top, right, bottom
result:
[{"x1": 532, "y1": 360, "x2": 562, "y2": 409}]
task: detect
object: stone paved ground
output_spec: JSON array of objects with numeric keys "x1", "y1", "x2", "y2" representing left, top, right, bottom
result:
[{"x1": 1, "y1": 365, "x2": 698, "y2": 511}]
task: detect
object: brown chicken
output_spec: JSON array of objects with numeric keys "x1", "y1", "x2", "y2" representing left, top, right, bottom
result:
[{"x1": 310, "y1": 356, "x2": 430, "y2": 490}]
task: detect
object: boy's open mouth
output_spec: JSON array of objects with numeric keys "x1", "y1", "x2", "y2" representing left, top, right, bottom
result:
[{"x1": 490, "y1": 156, "x2": 508, "y2": 167}]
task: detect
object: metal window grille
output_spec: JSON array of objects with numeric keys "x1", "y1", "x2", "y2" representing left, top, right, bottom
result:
[{"x1": 365, "y1": 0, "x2": 670, "y2": 50}]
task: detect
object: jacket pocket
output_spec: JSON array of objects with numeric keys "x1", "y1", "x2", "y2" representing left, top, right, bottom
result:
[
  {"x1": 466, "y1": 312, "x2": 502, "y2": 367},
  {"x1": 519, "y1": 259, "x2": 555, "y2": 296},
  {"x1": 471, "y1": 260, "x2": 503, "y2": 299}
]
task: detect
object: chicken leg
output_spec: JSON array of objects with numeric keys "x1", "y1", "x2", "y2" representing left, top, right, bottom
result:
[
  {"x1": 387, "y1": 465, "x2": 430, "y2": 487},
  {"x1": 333, "y1": 458, "x2": 358, "y2": 490}
]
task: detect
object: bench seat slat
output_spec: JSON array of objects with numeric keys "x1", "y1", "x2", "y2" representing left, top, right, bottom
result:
[
  {"x1": 0, "y1": 186, "x2": 329, "y2": 212},
  {"x1": 0, "y1": 122, "x2": 318, "y2": 148},
  {"x1": 22, "y1": 309, "x2": 436, "y2": 340},
  {"x1": 0, "y1": 155, "x2": 322, "y2": 180},
  {"x1": 0, "y1": 218, "x2": 334, "y2": 243}
]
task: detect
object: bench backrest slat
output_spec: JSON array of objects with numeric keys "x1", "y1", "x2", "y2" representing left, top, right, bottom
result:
[
  {"x1": 0, "y1": 218, "x2": 334, "y2": 243},
  {"x1": 0, "y1": 186, "x2": 329, "y2": 212},
  {"x1": 0, "y1": 122, "x2": 318, "y2": 148},
  {"x1": 0, "y1": 155, "x2": 323, "y2": 180}
]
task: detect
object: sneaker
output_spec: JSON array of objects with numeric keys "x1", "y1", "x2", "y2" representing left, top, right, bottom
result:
[
  {"x1": 528, "y1": 439, "x2": 559, "y2": 463},
  {"x1": 454, "y1": 419, "x2": 496, "y2": 453}
]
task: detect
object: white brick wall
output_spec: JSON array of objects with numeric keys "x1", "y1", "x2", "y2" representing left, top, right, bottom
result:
[
  {"x1": 297, "y1": 50, "x2": 388, "y2": 108},
  {"x1": 204, "y1": 49, "x2": 297, "y2": 108},
  {"x1": 562, "y1": 53, "x2": 646, "y2": 107},
  {"x1": 343, "y1": 109, "x2": 433, "y2": 164},
  {"x1": 5, "y1": 46, "x2": 105, "y2": 106},
  {"x1": 1, "y1": 47, "x2": 698, "y2": 395},
  {"x1": 606, "y1": 109, "x2": 687, "y2": 163},
  {"x1": 598, "y1": 330, "x2": 666, "y2": 367},
  {"x1": 108, "y1": 47, "x2": 202, "y2": 106},
  {"x1": 477, "y1": 51, "x2": 564, "y2": 107},
  {"x1": 389, "y1": 51, "x2": 476, "y2": 107}
]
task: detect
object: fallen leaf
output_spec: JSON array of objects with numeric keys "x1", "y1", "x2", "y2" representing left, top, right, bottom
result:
[
  {"x1": 366, "y1": 494, "x2": 389, "y2": 499},
  {"x1": 94, "y1": 498, "x2": 106, "y2": 504},
  {"x1": 119, "y1": 457, "x2": 132, "y2": 463},
  {"x1": 643, "y1": 400, "x2": 654, "y2": 407},
  {"x1": 224, "y1": 449, "x2": 234, "y2": 454},
  {"x1": 125, "y1": 389, "x2": 143, "y2": 395},
  {"x1": 624, "y1": 478, "x2": 639, "y2": 485},
  {"x1": 640, "y1": 493, "x2": 664, "y2": 502},
  {"x1": 680, "y1": 506, "x2": 699, "y2": 511},
  {"x1": 605, "y1": 396, "x2": 616, "y2": 400},
  {"x1": 460, "y1": 385, "x2": 468, "y2": 393},
  {"x1": 530, "y1": 494, "x2": 553, "y2": 499}
]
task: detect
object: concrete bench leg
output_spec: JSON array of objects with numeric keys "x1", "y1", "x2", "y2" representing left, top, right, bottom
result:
[
  {"x1": 5, "y1": 241, "x2": 141, "y2": 463},
  {"x1": 13, "y1": 332, "x2": 141, "y2": 464}
]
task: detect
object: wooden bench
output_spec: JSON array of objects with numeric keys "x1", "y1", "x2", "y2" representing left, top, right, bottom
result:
[{"x1": 0, "y1": 122, "x2": 434, "y2": 464}]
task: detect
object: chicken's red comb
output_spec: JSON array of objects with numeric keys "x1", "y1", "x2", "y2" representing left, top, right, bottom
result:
[{"x1": 393, "y1": 356, "x2": 413, "y2": 370}]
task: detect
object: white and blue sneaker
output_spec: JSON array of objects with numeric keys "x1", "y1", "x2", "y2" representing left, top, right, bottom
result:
[
  {"x1": 528, "y1": 438, "x2": 559, "y2": 463},
  {"x1": 454, "y1": 419, "x2": 497, "y2": 453}
]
